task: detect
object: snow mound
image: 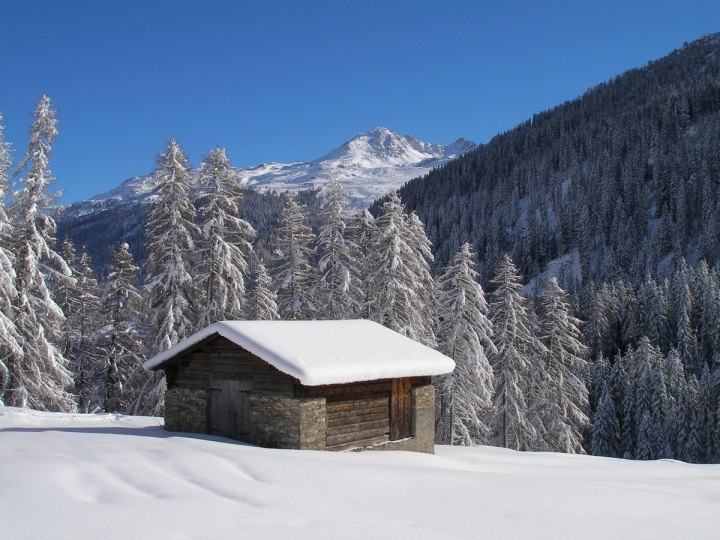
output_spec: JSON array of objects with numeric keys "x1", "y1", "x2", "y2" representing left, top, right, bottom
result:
[
  {"x1": 2, "y1": 408, "x2": 719, "y2": 540},
  {"x1": 144, "y1": 320, "x2": 455, "y2": 385}
]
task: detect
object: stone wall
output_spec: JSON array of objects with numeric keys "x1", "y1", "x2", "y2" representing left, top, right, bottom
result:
[
  {"x1": 249, "y1": 394, "x2": 327, "y2": 450},
  {"x1": 363, "y1": 384, "x2": 435, "y2": 454},
  {"x1": 164, "y1": 387, "x2": 208, "y2": 434}
]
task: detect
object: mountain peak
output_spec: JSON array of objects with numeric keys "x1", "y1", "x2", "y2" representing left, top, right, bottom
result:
[{"x1": 318, "y1": 127, "x2": 475, "y2": 166}]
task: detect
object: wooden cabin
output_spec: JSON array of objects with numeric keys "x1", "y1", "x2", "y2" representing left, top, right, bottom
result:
[{"x1": 144, "y1": 320, "x2": 455, "y2": 453}]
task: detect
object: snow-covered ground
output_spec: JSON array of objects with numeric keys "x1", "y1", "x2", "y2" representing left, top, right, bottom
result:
[{"x1": 1, "y1": 407, "x2": 718, "y2": 540}]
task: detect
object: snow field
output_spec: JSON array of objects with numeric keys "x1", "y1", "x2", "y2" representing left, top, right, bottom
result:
[{"x1": 1, "y1": 408, "x2": 719, "y2": 540}]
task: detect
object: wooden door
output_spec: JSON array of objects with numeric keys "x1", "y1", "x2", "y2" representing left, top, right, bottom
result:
[
  {"x1": 209, "y1": 379, "x2": 252, "y2": 442},
  {"x1": 390, "y1": 378, "x2": 412, "y2": 440}
]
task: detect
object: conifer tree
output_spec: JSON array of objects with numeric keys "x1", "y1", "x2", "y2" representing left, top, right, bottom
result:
[
  {"x1": 4, "y1": 95, "x2": 75, "y2": 411},
  {"x1": 99, "y1": 243, "x2": 145, "y2": 413},
  {"x1": 671, "y1": 259, "x2": 697, "y2": 370},
  {"x1": 55, "y1": 238, "x2": 102, "y2": 410},
  {"x1": 677, "y1": 374, "x2": 701, "y2": 463},
  {"x1": 144, "y1": 139, "x2": 199, "y2": 353},
  {"x1": 271, "y1": 195, "x2": 316, "y2": 320},
  {"x1": 195, "y1": 148, "x2": 255, "y2": 328},
  {"x1": 663, "y1": 349, "x2": 686, "y2": 455},
  {"x1": 315, "y1": 178, "x2": 362, "y2": 319},
  {"x1": 247, "y1": 261, "x2": 279, "y2": 321},
  {"x1": 0, "y1": 112, "x2": 21, "y2": 402},
  {"x1": 73, "y1": 248, "x2": 102, "y2": 412},
  {"x1": 538, "y1": 278, "x2": 590, "y2": 453},
  {"x1": 436, "y1": 243, "x2": 496, "y2": 445},
  {"x1": 487, "y1": 254, "x2": 539, "y2": 450},
  {"x1": 140, "y1": 139, "x2": 198, "y2": 415},
  {"x1": 591, "y1": 382, "x2": 621, "y2": 457},
  {"x1": 368, "y1": 192, "x2": 436, "y2": 346},
  {"x1": 347, "y1": 208, "x2": 377, "y2": 319},
  {"x1": 56, "y1": 237, "x2": 81, "y2": 362}
]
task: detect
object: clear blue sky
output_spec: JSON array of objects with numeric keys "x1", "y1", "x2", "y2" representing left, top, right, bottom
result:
[{"x1": 1, "y1": 0, "x2": 719, "y2": 204}]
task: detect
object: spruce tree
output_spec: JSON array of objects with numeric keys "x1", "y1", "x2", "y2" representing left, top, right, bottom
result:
[
  {"x1": 144, "y1": 139, "x2": 199, "y2": 353},
  {"x1": 73, "y1": 248, "x2": 102, "y2": 412},
  {"x1": 247, "y1": 261, "x2": 279, "y2": 321},
  {"x1": 99, "y1": 243, "x2": 145, "y2": 413},
  {"x1": 367, "y1": 192, "x2": 436, "y2": 346},
  {"x1": 140, "y1": 139, "x2": 198, "y2": 415},
  {"x1": 677, "y1": 375, "x2": 701, "y2": 463},
  {"x1": 591, "y1": 382, "x2": 621, "y2": 457},
  {"x1": 271, "y1": 195, "x2": 317, "y2": 320},
  {"x1": 315, "y1": 178, "x2": 362, "y2": 319},
  {"x1": 487, "y1": 254, "x2": 539, "y2": 450},
  {"x1": 671, "y1": 258, "x2": 697, "y2": 370},
  {"x1": 436, "y1": 243, "x2": 496, "y2": 445},
  {"x1": 195, "y1": 148, "x2": 255, "y2": 328},
  {"x1": 663, "y1": 349, "x2": 686, "y2": 456},
  {"x1": 4, "y1": 95, "x2": 75, "y2": 411},
  {"x1": 56, "y1": 237, "x2": 81, "y2": 363},
  {"x1": 0, "y1": 111, "x2": 21, "y2": 402},
  {"x1": 538, "y1": 278, "x2": 590, "y2": 453},
  {"x1": 347, "y1": 208, "x2": 377, "y2": 319}
]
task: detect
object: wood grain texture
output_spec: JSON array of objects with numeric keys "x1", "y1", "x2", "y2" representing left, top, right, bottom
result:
[
  {"x1": 390, "y1": 378, "x2": 412, "y2": 440},
  {"x1": 209, "y1": 378, "x2": 251, "y2": 442},
  {"x1": 173, "y1": 337, "x2": 296, "y2": 396}
]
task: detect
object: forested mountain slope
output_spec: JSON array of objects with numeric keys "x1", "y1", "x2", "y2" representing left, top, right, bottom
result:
[{"x1": 395, "y1": 33, "x2": 720, "y2": 288}]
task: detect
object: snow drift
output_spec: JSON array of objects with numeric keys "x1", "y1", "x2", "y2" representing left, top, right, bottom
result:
[{"x1": 1, "y1": 407, "x2": 718, "y2": 540}]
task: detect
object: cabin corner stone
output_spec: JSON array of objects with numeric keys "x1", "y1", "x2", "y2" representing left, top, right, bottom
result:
[
  {"x1": 249, "y1": 395, "x2": 327, "y2": 450},
  {"x1": 411, "y1": 384, "x2": 436, "y2": 454},
  {"x1": 164, "y1": 387, "x2": 208, "y2": 434}
]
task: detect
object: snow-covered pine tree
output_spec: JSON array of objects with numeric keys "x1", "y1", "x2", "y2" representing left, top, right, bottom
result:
[
  {"x1": 139, "y1": 139, "x2": 198, "y2": 415},
  {"x1": 247, "y1": 261, "x2": 279, "y2": 320},
  {"x1": 55, "y1": 238, "x2": 102, "y2": 409},
  {"x1": 591, "y1": 381, "x2": 621, "y2": 457},
  {"x1": 271, "y1": 195, "x2": 316, "y2": 320},
  {"x1": 436, "y1": 242, "x2": 496, "y2": 445},
  {"x1": 367, "y1": 192, "x2": 436, "y2": 347},
  {"x1": 623, "y1": 337, "x2": 675, "y2": 460},
  {"x1": 56, "y1": 237, "x2": 81, "y2": 363},
  {"x1": 195, "y1": 148, "x2": 256, "y2": 328},
  {"x1": 97, "y1": 243, "x2": 145, "y2": 413},
  {"x1": 696, "y1": 366, "x2": 716, "y2": 462},
  {"x1": 0, "y1": 111, "x2": 21, "y2": 402},
  {"x1": 4, "y1": 95, "x2": 75, "y2": 411},
  {"x1": 346, "y1": 208, "x2": 377, "y2": 319},
  {"x1": 663, "y1": 348, "x2": 686, "y2": 456},
  {"x1": 315, "y1": 178, "x2": 362, "y2": 319},
  {"x1": 677, "y1": 374, "x2": 701, "y2": 463},
  {"x1": 694, "y1": 261, "x2": 720, "y2": 368},
  {"x1": 538, "y1": 277, "x2": 590, "y2": 453},
  {"x1": 637, "y1": 274, "x2": 669, "y2": 353},
  {"x1": 72, "y1": 248, "x2": 102, "y2": 412},
  {"x1": 671, "y1": 258, "x2": 698, "y2": 371},
  {"x1": 487, "y1": 254, "x2": 538, "y2": 450}
]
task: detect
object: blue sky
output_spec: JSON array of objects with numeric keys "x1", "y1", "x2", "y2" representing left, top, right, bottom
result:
[{"x1": 1, "y1": 0, "x2": 719, "y2": 204}]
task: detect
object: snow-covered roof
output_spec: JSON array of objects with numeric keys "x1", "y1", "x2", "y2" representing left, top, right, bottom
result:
[{"x1": 143, "y1": 320, "x2": 455, "y2": 386}]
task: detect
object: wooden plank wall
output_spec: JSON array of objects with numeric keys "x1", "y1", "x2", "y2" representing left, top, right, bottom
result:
[
  {"x1": 171, "y1": 337, "x2": 296, "y2": 396},
  {"x1": 303, "y1": 377, "x2": 429, "y2": 450},
  {"x1": 390, "y1": 378, "x2": 412, "y2": 440},
  {"x1": 305, "y1": 381, "x2": 392, "y2": 450}
]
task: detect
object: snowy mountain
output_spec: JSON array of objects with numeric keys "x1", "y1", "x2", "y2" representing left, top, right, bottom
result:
[{"x1": 63, "y1": 127, "x2": 475, "y2": 220}]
